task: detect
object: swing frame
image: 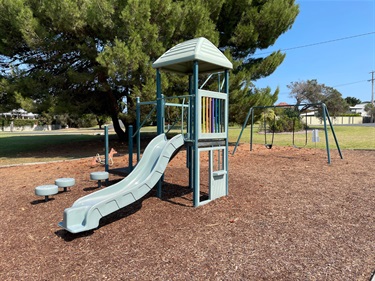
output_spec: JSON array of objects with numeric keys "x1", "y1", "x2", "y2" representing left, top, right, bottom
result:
[{"x1": 232, "y1": 103, "x2": 343, "y2": 164}]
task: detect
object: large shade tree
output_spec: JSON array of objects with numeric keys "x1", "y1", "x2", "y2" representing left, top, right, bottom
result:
[
  {"x1": 0, "y1": 0, "x2": 299, "y2": 140},
  {"x1": 287, "y1": 79, "x2": 349, "y2": 117}
]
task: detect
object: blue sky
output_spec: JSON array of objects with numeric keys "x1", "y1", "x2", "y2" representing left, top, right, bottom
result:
[{"x1": 254, "y1": 0, "x2": 375, "y2": 105}]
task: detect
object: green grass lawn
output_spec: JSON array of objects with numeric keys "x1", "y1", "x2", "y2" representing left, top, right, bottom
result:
[
  {"x1": 0, "y1": 133, "x2": 103, "y2": 158},
  {"x1": 229, "y1": 125, "x2": 375, "y2": 150},
  {"x1": 0, "y1": 124, "x2": 374, "y2": 162}
]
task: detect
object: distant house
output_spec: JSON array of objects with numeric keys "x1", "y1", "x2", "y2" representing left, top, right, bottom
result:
[
  {"x1": 1, "y1": 109, "x2": 38, "y2": 119},
  {"x1": 275, "y1": 102, "x2": 292, "y2": 107},
  {"x1": 349, "y1": 103, "x2": 370, "y2": 117}
]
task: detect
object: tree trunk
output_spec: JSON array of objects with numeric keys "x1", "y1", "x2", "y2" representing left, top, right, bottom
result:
[
  {"x1": 111, "y1": 115, "x2": 127, "y2": 142},
  {"x1": 98, "y1": 71, "x2": 128, "y2": 142}
]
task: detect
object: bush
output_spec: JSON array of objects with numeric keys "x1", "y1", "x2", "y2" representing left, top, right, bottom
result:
[
  {"x1": 13, "y1": 119, "x2": 37, "y2": 127},
  {"x1": 0, "y1": 118, "x2": 37, "y2": 127},
  {"x1": 270, "y1": 109, "x2": 306, "y2": 133},
  {"x1": 77, "y1": 114, "x2": 97, "y2": 128},
  {"x1": 272, "y1": 117, "x2": 304, "y2": 132}
]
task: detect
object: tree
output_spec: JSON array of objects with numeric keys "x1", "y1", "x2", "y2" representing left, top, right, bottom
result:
[
  {"x1": 364, "y1": 103, "x2": 375, "y2": 122},
  {"x1": 0, "y1": 0, "x2": 299, "y2": 140},
  {"x1": 287, "y1": 79, "x2": 324, "y2": 105},
  {"x1": 321, "y1": 86, "x2": 349, "y2": 117},
  {"x1": 288, "y1": 79, "x2": 349, "y2": 117},
  {"x1": 345, "y1": 96, "x2": 361, "y2": 106},
  {"x1": 229, "y1": 86, "x2": 279, "y2": 125}
]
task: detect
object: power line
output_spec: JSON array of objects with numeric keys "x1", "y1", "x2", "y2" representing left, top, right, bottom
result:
[
  {"x1": 333, "y1": 80, "x2": 369, "y2": 88},
  {"x1": 255, "y1": 31, "x2": 375, "y2": 56}
]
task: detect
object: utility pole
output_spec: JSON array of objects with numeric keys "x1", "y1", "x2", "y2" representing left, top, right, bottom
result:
[
  {"x1": 370, "y1": 71, "x2": 374, "y2": 105},
  {"x1": 369, "y1": 71, "x2": 375, "y2": 123}
]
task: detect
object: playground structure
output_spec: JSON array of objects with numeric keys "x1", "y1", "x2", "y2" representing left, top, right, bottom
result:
[
  {"x1": 233, "y1": 103, "x2": 343, "y2": 164},
  {"x1": 59, "y1": 37, "x2": 233, "y2": 233}
]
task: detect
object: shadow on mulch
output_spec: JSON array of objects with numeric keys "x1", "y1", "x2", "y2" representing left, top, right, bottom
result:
[
  {"x1": 55, "y1": 229, "x2": 95, "y2": 241},
  {"x1": 159, "y1": 182, "x2": 195, "y2": 207},
  {"x1": 55, "y1": 190, "x2": 150, "y2": 241},
  {"x1": 83, "y1": 179, "x2": 121, "y2": 192},
  {"x1": 53, "y1": 180, "x2": 192, "y2": 242},
  {"x1": 54, "y1": 181, "x2": 195, "y2": 241},
  {"x1": 30, "y1": 198, "x2": 56, "y2": 205}
]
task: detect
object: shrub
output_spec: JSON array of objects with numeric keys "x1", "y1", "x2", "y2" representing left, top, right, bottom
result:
[
  {"x1": 0, "y1": 118, "x2": 36, "y2": 128},
  {"x1": 270, "y1": 108, "x2": 306, "y2": 133}
]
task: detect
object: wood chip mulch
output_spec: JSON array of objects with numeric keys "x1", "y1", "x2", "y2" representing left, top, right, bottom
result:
[{"x1": 1, "y1": 144, "x2": 374, "y2": 280}]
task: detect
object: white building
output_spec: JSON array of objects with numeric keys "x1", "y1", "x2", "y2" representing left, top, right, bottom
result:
[{"x1": 349, "y1": 103, "x2": 370, "y2": 117}]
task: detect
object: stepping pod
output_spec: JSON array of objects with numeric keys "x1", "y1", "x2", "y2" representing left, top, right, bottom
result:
[
  {"x1": 35, "y1": 185, "x2": 58, "y2": 202},
  {"x1": 90, "y1": 171, "x2": 109, "y2": 188},
  {"x1": 55, "y1": 178, "x2": 75, "y2": 192}
]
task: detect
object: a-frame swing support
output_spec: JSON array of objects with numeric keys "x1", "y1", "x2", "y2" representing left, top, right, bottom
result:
[{"x1": 232, "y1": 103, "x2": 343, "y2": 164}]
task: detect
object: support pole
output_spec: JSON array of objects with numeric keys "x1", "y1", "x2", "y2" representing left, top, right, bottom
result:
[
  {"x1": 250, "y1": 108, "x2": 254, "y2": 151},
  {"x1": 324, "y1": 105, "x2": 343, "y2": 159},
  {"x1": 188, "y1": 75, "x2": 193, "y2": 190},
  {"x1": 322, "y1": 104, "x2": 331, "y2": 164},
  {"x1": 232, "y1": 106, "x2": 252, "y2": 155},
  {"x1": 104, "y1": 125, "x2": 109, "y2": 172},
  {"x1": 136, "y1": 97, "x2": 140, "y2": 162},
  {"x1": 156, "y1": 69, "x2": 163, "y2": 135},
  {"x1": 156, "y1": 69, "x2": 163, "y2": 198},
  {"x1": 193, "y1": 61, "x2": 199, "y2": 207},
  {"x1": 224, "y1": 69, "x2": 229, "y2": 196},
  {"x1": 128, "y1": 125, "x2": 133, "y2": 172}
]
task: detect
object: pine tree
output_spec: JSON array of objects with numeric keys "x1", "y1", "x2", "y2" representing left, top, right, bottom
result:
[{"x1": 0, "y1": 0, "x2": 299, "y2": 140}]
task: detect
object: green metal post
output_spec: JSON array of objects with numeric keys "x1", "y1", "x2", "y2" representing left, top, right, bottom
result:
[
  {"x1": 136, "y1": 97, "x2": 140, "y2": 162},
  {"x1": 232, "y1": 106, "x2": 253, "y2": 155},
  {"x1": 188, "y1": 75, "x2": 193, "y2": 189},
  {"x1": 218, "y1": 73, "x2": 221, "y2": 92},
  {"x1": 224, "y1": 69, "x2": 229, "y2": 196},
  {"x1": 156, "y1": 69, "x2": 163, "y2": 135},
  {"x1": 324, "y1": 104, "x2": 343, "y2": 159},
  {"x1": 104, "y1": 125, "x2": 109, "y2": 172},
  {"x1": 250, "y1": 108, "x2": 254, "y2": 151},
  {"x1": 156, "y1": 69, "x2": 163, "y2": 198},
  {"x1": 322, "y1": 104, "x2": 331, "y2": 164},
  {"x1": 193, "y1": 61, "x2": 199, "y2": 207},
  {"x1": 128, "y1": 125, "x2": 133, "y2": 172}
]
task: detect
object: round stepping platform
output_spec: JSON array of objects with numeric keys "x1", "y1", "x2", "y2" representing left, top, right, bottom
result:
[
  {"x1": 90, "y1": 171, "x2": 109, "y2": 188},
  {"x1": 35, "y1": 184, "x2": 58, "y2": 202},
  {"x1": 55, "y1": 178, "x2": 75, "y2": 192}
]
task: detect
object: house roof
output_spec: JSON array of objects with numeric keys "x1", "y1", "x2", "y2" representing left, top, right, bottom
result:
[{"x1": 152, "y1": 37, "x2": 233, "y2": 74}]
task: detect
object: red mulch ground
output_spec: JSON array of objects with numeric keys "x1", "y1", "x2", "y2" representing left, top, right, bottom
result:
[{"x1": 0, "y1": 142, "x2": 374, "y2": 280}]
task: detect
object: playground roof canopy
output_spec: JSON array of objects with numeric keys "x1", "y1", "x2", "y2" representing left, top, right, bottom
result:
[{"x1": 152, "y1": 37, "x2": 233, "y2": 74}]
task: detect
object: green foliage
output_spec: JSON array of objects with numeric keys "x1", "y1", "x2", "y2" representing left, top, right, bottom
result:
[
  {"x1": 76, "y1": 114, "x2": 98, "y2": 128},
  {"x1": 364, "y1": 103, "x2": 375, "y2": 122},
  {"x1": 287, "y1": 80, "x2": 349, "y2": 117},
  {"x1": 53, "y1": 113, "x2": 102, "y2": 128},
  {"x1": 38, "y1": 112, "x2": 53, "y2": 125},
  {"x1": 0, "y1": 117, "x2": 36, "y2": 127},
  {"x1": 345, "y1": 96, "x2": 361, "y2": 106},
  {"x1": 230, "y1": 86, "x2": 279, "y2": 125},
  {"x1": 271, "y1": 108, "x2": 304, "y2": 132},
  {"x1": 339, "y1": 113, "x2": 361, "y2": 117},
  {"x1": 0, "y1": 0, "x2": 299, "y2": 140},
  {"x1": 13, "y1": 119, "x2": 36, "y2": 127}
]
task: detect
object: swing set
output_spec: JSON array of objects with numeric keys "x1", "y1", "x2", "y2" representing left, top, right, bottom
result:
[
  {"x1": 262, "y1": 109, "x2": 308, "y2": 149},
  {"x1": 233, "y1": 103, "x2": 343, "y2": 164}
]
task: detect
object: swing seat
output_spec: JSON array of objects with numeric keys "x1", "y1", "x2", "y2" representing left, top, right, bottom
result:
[{"x1": 265, "y1": 144, "x2": 273, "y2": 149}]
